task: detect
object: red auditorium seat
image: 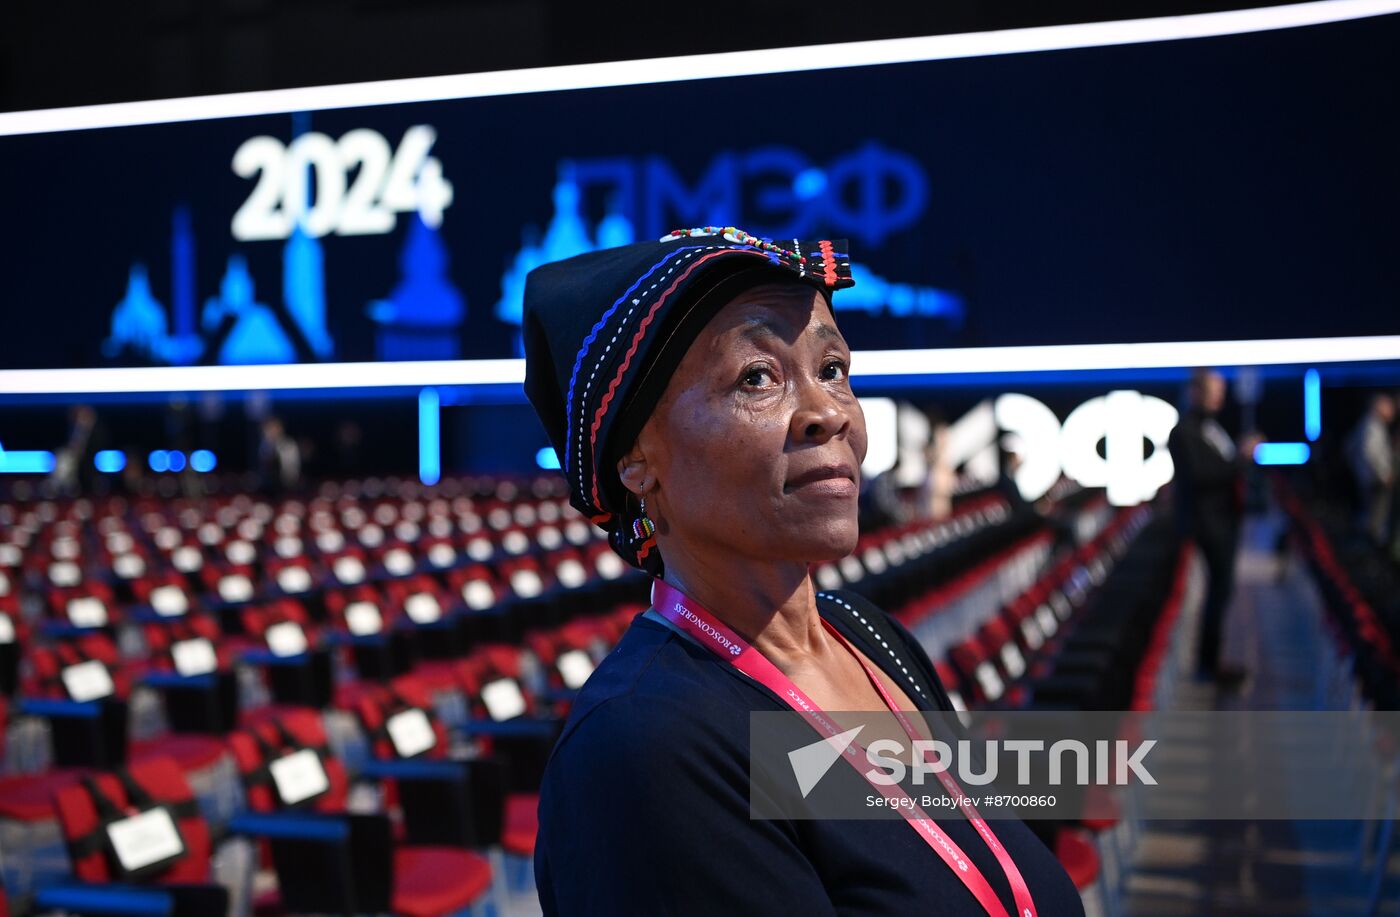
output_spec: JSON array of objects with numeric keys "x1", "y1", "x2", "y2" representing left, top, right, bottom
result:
[
  {"x1": 949, "y1": 636, "x2": 1006, "y2": 707},
  {"x1": 47, "y1": 582, "x2": 119, "y2": 633},
  {"x1": 129, "y1": 733, "x2": 230, "y2": 775},
  {"x1": 354, "y1": 676, "x2": 453, "y2": 763},
  {"x1": 0, "y1": 769, "x2": 85, "y2": 823},
  {"x1": 448, "y1": 564, "x2": 504, "y2": 611},
  {"x1": 28, "y1": 635, "x2": 131, "y2": 701},
  {"x1": 228, "y1": 709, "x2": 350, "y2": 815},
  {"x1": 51, "y1": 757, "x2": 225, "y2": 897},
  {"x1": 130, "y1": 573, "x2": 200, "y2": 621},
  {"x1": 231, "y1": 708, "x2": 500, "y2": 917},
  {"x1": 976, "y1": 617, "x2": 1033, "y2": 707},
  {"x1": 356, "y1": 675, "x2": 538, "y2": 860},
  {"x1": 501, "y1": 791, "x2": 538, "y2": 859},
  {"x1": 1054, "y1": 827, "x2": 1103, "y2": 900}
]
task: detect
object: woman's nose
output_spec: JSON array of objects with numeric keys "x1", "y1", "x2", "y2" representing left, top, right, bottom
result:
[{"x1": 790, "y1": 382, "x2": 851, "y2": 444}]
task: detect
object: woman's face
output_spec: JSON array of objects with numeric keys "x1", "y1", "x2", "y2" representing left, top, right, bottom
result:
[{"x1": 622, "y1": 281, "x2": 867, "y2": 565}]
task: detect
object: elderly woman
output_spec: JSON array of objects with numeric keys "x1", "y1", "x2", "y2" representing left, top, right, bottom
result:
[{"x1": 522, "y1": 228, "x2": 1082, "y2": 916}]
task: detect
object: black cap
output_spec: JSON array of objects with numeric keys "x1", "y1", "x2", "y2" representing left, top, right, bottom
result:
[{"x1": 521, "y1": 227, "x2": 854, "y2": 574}]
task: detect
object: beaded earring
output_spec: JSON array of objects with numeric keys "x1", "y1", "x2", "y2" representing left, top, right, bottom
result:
[{"x1": 632, "y1": 496, "x2": 656, "y2": 541}]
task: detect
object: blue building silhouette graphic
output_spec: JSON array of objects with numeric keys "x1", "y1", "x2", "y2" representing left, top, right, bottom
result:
[
  {"x1": 204, "y1": 254, "x2": 298, "y2": 365},
  {"x1": 284, "y1": 226, "x2": 333, "y2": 359},
  {"x1": 494, "y1": 165, "x2": 637, "y2": 356},
  {"x1": 104, "y1": 264, "x2": 169, "y2": 361},
  {"x1": 369, "y1": 214, "x2": 467, "y2": 361},
  {"x1": 163, "y1": 206, "x2": 205, "y2": 365},
  {"x1": 105, "y1": 198, "x2": 340, "y2": 366},
  {"x1": 104, "y1": 112, "x2": 340, "y2": 367}
]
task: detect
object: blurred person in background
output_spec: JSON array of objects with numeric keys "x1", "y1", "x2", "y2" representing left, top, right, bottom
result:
[
  {"x1": 1345, "y1": 392, "x2": 1395, "y2": 547},
  {"x1": 52, "y1": 404, "x2": 108, "y2": 495},
  {"x1": 924, "y1": 416, "x2": 957, "y2": 520},
  {"x1": 861, "y1": 454, "x2": 918, "y2": 530},
  {"x1": 1168, "y1": 368, "x2": 1261, "y2": 689},
  {"x1": 994, "y1": 445, "x2": 1031, "y2": 516},
  {"x1": 256, "y1": 416, "x2": 301, "y2": 494}
]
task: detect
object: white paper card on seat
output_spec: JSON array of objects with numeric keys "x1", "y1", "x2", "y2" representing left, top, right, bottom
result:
[
  {"x1": 509, "y1": 569, "x2": 542, "y2": 598},
  {"x1": 0, "y1": 612, "x2": 14, "y2": 644},
  {"x1": 276, "y1": 566, "x2": 312, "y2": 594},
  {"x1": 150, "y1": 585, "x2": 189, "y2": 618},
  {"x1": 62, "y1": 659, "x2": 115, "y2": 702},
  {"x1": 999, "y1": 643, "x2": 1026, "y2": 680},
  {"x1": 333, "y1": 557, "x2": 366, "y2": 584},
  {"x1": 345, "y1": 602, "x2": 383, "y2": 636},
  {"x1": 404, "y1": 593, "x2": 442, "y2": 625},
  {"x1": 49, "y1": 561, "x2": 81, "y2": 587},
  {"x1": 268, "y1": 749, "x2": 330, "y2": 806},
  {"x1": 172, "y1": 546, "x2": 203, "y2": 573},
  {"x1": 171, "y1": 638, "x2": 218, "y2": 677},
  {"x1": 557, "y1": 650, "x2": 595, "y2": 690},
  {"x1": 218, "y1": 574, "x2": 254, "y2": 603},
  {"x1": 106, "y1": 807, "x2": 185, "y2": 874},
  {"x1": 481, "y1": 677, "x2": 527, "y2": 721},
  {"x1": 974, "y1": 661, "x2": 1004, "y2": 702},
  {"x1": 461, "y1": 580, "x2": 494, "y2": 610},
  {"x1": 67, "y1": 597, "x2": 108, "y2": 629},
  {"x1": 555, "y1": 559, "x2": 586, "y2": 589},
  {"x1": 385, "y1": 708, "x2": 436, "y2": 758},
  {"x1": 226, "y1": 541, "x2": 256, "y2": 565},
  {"x1": 384, "y1": 549, "x2": 415, "y2": 576},
  {"x1": 266, "y1": 621, "x2": 308, "y2": 657}
]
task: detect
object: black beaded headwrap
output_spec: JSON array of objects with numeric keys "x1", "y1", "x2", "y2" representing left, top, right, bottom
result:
[{"x1": 521, "y1": 228, "x2": 854, "y2": 576}]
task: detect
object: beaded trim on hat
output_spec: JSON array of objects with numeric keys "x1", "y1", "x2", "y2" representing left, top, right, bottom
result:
[{"x1": 660, "y1": 227, "x2": 809, "y2": 267}]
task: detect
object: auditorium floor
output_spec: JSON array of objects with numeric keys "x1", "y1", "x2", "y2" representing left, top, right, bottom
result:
[{"x1": 1123, "y1": 507, "x2": 1399, "y2": 915}]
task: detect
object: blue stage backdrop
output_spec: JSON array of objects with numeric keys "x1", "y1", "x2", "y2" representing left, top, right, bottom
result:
[{"x1": 1, "y1": 13, "x2": 1397, "y2": 372}]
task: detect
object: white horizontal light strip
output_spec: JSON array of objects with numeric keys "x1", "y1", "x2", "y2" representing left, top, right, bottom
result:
[
  {"x1": 849, "y1": 335, "x2": 1400, "y2": 377},
  {"x1": 0, "y1": 360, "x2": 523, "y2": 395},
  {"x1": 1, "y1": 0, "x2": 1397, "y2": 136},
  {"x1": 2, "y1": 335, "x2": 1397, "y2": 395}
]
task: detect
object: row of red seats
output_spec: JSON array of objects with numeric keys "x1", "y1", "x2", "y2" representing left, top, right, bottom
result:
[
  {"x1": 938, "y1": 505, "x2": 1152, "y2": 711},
  {"x1": 0, "y1": 596, "x2": 639, "y2": 913},
  {"x1": 904, "y1": 503, "x2": 1165, "y2": 914},
  {"x1": 1278, "y1": 483, "x2": 1400, "y2": 710}
]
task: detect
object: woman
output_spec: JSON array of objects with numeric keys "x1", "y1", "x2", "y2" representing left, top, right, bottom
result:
[{"x1": 522, "y1": 227, "x2": 1083, "y2": 916}]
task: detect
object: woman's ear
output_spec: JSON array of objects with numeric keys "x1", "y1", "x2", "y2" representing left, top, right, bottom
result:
[{"x1": 616, "y1": 440, "x2": 653, "y2": 497}]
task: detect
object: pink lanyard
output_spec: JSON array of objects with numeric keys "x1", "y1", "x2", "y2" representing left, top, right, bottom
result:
[{"x1": 652, "y1": 579, "x2": 1037, "y2": 917}]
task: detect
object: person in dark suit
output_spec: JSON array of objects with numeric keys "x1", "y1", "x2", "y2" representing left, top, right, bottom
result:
[{"x1": 1167, "y1": 368, "x2": 1260, "y2": 688}]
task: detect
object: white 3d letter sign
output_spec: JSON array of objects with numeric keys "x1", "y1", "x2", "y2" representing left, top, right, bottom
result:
[{"x1": 1002, "y1": 390, "x2": 1178, "y2": 506}]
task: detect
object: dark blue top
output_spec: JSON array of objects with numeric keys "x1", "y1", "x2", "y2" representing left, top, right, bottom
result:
[{"x1": 535, "y1": 590, "x2": 1084, "y2": 916}]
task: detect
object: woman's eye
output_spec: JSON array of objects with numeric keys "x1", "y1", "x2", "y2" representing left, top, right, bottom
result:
[{"x1": 741, "y1": 367, "x2": 775, "y2": 387}]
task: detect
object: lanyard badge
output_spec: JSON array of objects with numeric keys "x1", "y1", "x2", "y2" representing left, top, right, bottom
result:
[{"x1": 652, "y1": 578, "x2": 1037, "y2": 917}]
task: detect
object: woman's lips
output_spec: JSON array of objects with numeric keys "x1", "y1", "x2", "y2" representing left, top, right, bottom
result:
[{"x1": 784, "y1": 464, "x2": 857, "y2": 496}]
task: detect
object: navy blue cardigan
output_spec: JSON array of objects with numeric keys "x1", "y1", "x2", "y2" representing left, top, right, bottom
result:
[{"x1": 535, "y1": 589, "x2": 1084, "y2": 916}]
